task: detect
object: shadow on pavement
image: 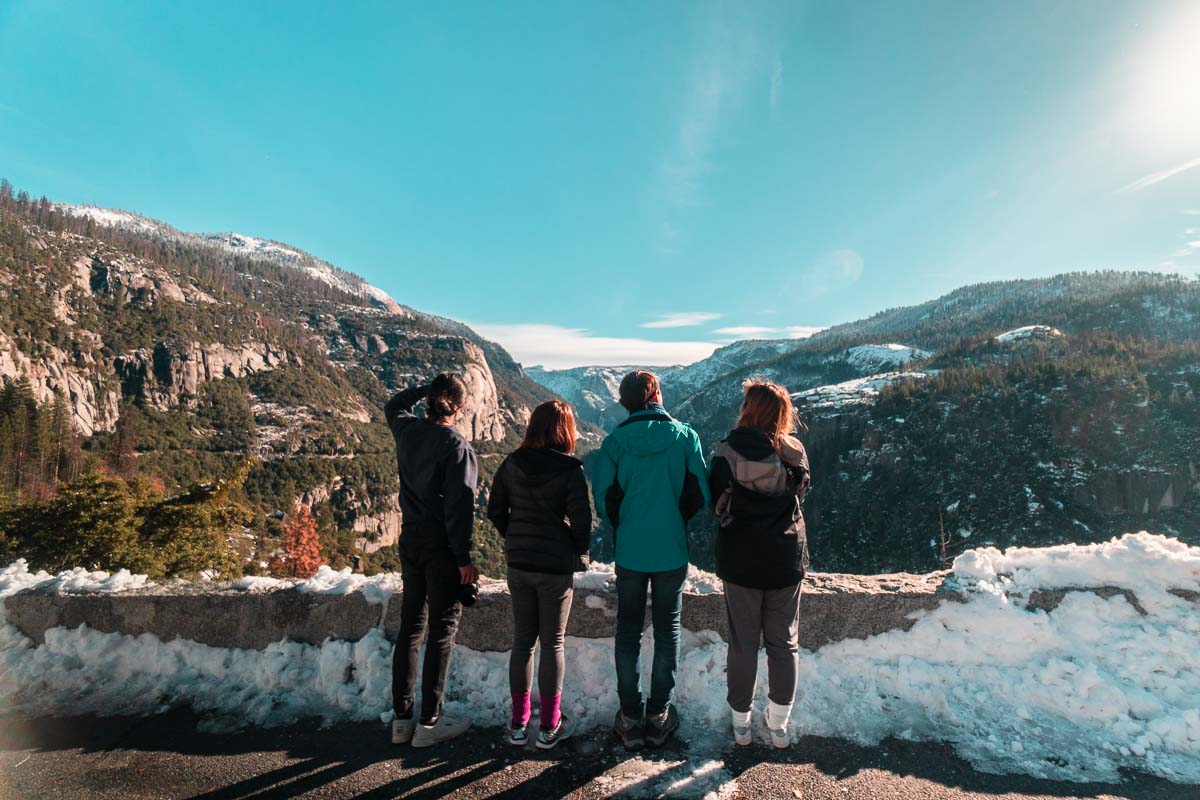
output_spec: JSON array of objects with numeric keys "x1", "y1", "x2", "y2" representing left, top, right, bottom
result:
[{"x1": 0, "y1": 712, "x2": 1188, "y2": 799}]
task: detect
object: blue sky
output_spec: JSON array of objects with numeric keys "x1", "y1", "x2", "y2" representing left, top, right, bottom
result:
[{"x1": 2, "y1": 1, "x2": 1198, "y2": 368}]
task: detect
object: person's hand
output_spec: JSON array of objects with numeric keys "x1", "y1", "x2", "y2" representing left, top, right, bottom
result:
[{"x1": 459, "y1": 565, "x2": 479, "y2": 585}]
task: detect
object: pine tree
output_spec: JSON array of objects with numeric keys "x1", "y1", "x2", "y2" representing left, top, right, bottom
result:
[{"x1": 271, "y1": 502, "x2": 322, "y2": 578}]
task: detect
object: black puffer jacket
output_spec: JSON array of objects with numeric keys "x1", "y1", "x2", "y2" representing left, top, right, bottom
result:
[
  {"x1": 487, "y1": 447, "x2": 592, "y2": 575},
  {"x1": 708, "y1": 426, "x2": 810, "y2": 590}
]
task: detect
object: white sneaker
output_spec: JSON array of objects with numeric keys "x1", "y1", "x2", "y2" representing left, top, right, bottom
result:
[
  {"x1": 411, "y1": 714, "x2": 472, "y2": 748},
  {"x1": 392, "y1": 717, "x2": 416, "y2": 744},
  {"x1": 509, "y1": 724, "x2": 528, "y2": 746},
  {"x1": 768, "y1": 725, "x2": 790, "y2": 749},
  {"x1": 731, "y1": 707, "x2": 753, "y2": 746},
  {"x1": 767, "y1": 701, "x2": 792, "y2": 749}
]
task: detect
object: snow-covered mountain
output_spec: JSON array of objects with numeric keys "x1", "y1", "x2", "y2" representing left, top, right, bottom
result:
[{"x1": 57, "y1": 204, "x2": 402, "y2": 313}]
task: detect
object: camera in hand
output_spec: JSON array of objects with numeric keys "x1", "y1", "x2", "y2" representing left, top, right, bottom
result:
[{"x1": 459, "y1": 582, "x2": 479, "y2": 607}]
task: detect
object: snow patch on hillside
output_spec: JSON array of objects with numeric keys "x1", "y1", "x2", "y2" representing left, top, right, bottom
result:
[
  {"x1": 4, "y1": 534, "x2": 1200, "y2": 783},
  {"x1": 793, "y1": 371, "x2": 928, "y2": 409},
  {"x1": 995, "y1": 325, "x2": 1064, "y2": 343},
  {"x1": 845, "y1": 343, "x2": 931, "y2": 370},
  {"x1": 55, "y1": 204, "x2": 400, "y2": 312}
]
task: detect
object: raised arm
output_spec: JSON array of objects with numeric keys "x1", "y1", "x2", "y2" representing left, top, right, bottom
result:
[{"x1": 384, "y1": 384, "x2": 430, "y2": 433}]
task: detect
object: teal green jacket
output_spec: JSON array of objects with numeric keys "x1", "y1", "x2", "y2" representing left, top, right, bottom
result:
[{"x1": 591, "y1": 407, "x2": 711, "y2": 572}]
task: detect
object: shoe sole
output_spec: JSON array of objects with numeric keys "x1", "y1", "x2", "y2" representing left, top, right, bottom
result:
[
  {"x1": 646, "y1": 725, "x2": 678, "y2": 748},
  {"x1": 411, "y1": 729, "x2": 469, "y2": 748},
  {"x1": 615, "y1": 730, "x2": 645, "y2": 750},
  {"x1": 391, "y1": 726, "x2": 415, "y2": 745},
  {"x1": 734, "y1": 734, "x2": 752, "y2": 746},
  {"x1": 509, "y1": 735, "x2": 528, "y2": 746},
  {"x1": 536, "y1": 732, "x2": 572, "y2": 750}
]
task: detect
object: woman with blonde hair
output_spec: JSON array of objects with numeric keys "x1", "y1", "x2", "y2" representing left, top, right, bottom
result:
[{"x1": 708, "y1": 379, "x2": 810, "y2": 748}]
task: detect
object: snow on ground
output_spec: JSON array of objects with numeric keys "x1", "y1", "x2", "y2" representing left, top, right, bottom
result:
[
  {"x1": 233, "y1": 565, "x2": 403, "y2": 605},
  {"x1": 574, "y1": 561, "x2": 722, "y2": 594},
  {"x1": 792, "y1": 371, "x2": 929, "y2": 410},
  {"x1": 995, "y1": 325, "x2": 1064, "y2": 343},
  {"x1": 3, "y1": 533, "x2": 1200, "y2": 785}
]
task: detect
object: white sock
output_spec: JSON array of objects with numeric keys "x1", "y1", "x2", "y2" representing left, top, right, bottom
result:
[
  {"x1": 730, "y1": 707, "x2": 752, "y2": 728},
  {"x1": 767, "y1": 701, "x2": 792, "y2": 731}
]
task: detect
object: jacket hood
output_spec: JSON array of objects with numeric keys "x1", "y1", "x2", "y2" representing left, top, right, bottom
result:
[
  {"x1": 509, "y1": 447, "x2": 582, "y2": 485},
  {"x1": 725, "y1": 426, "x2": 777, "y2": 460},
  {"x1": 611, "y1": 410, "x2": 693, "y2": 456},
  {"x1": 724, "y1": 427, "x2": 807, "y2": 467}
]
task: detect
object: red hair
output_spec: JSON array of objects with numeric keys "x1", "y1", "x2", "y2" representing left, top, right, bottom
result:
[
  {"x1": 521, "y1": 400, "x2": 577, "y2": 454},
  {"x1": 737, "y1": 379, "x2": 802, "y2": 451}
]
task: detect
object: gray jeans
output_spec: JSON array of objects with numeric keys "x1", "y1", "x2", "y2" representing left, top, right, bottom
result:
[
  {"x1": 508, "y1": 567, "x2": 574, "y2": 699},
  {"x1": 724, "y1": 580, "x2": 802, "y2": 713}
]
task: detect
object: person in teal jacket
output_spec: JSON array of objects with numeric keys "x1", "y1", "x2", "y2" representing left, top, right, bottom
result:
[{"x1": 592, "y1": 370, "x2": 710, "y2": 749}]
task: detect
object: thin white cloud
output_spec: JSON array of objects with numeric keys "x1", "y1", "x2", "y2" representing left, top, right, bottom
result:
[
  {"x1": 470, "y1": 322, "x2": 719, "y2": 370},
  {"x1": 653, "y1": 7, "x2": 780, "y2": 253},
  {"x1": 1119, "y1": 156, "x2": 1200, "y2": 192},
  {"x1": 712, "y1": 325, "x2": 826, "y2": 340},
  {"x1": 769, "y1": 55, "x2": 783, "y2": 111},
  {"x1": 1186, "y1": 210, "x2": 1200, "y2": 216},
  {"x1": 640, "y1": 311, "x2": 722, "y2": 329},
  {"x1": 712, "y1": 325, "x2": 776, "y2": 337}
]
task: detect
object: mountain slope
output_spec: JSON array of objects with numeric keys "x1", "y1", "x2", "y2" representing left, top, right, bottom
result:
[{"x1": 0, "y1": 188, "x2": 558, "y2": 575}]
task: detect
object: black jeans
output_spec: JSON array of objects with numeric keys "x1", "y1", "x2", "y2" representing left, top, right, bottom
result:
[
  {"x1": 392, "y1": 547, "x2": 463, "y2": 724},
  {"x1": 508, "y1": 567, "x2": 574, "y2": 701}
]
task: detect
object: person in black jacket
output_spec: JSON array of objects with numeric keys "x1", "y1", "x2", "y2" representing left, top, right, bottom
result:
[
  {"x1": 708, "y1": 380, "x2": 810, "y2": 750},
  {"x1": 487, "y1": 400, "x2": 591, "y2": 750},
  {"x1": 384, "y1": 373, "x2": 479, "y2": 748}
]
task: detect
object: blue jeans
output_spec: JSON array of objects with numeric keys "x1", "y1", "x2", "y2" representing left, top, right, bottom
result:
[{"x1": 614, "y1": 564, "x2": 686, "y2": 718}]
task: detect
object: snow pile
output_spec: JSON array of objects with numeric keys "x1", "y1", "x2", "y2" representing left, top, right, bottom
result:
[
  {"x1": 4, "y1": 534, "x2": 1200, "y2": 784},
  {"x1": 844, "y1": 343, "x2": 931, "y2": 371},
  {"x1": 574, "y1": 561, "x2": 722, "y2": 594},
  {"x1": 233, "y1": 566, "x2": 403, "y2": 606},
  {"x1": 793, "y1": 371, "x2": 928, "y2": 410},
  {"x1": 995, "y1": 325, "x2": 1064, "y2": 344}
]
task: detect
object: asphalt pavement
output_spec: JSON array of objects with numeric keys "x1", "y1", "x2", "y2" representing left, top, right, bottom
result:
[{"x1": 0, "y1": 713, "x2": 1189, "y2": 800}]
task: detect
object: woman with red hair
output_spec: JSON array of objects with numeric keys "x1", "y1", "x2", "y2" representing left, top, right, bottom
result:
[
  {"x1": 708, "y1": 379, "x2": 811, "y2": 749},
  {"x1": 487, "y1": 400, "x2": 592, "y2": 750}
]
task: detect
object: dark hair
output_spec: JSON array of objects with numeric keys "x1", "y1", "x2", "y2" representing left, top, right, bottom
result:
[
  {"x1": 737, "y1": 378, "x2": 805, "y2": 451},
  {"x1": 427, "y1": 372, "x2": 468, "y2": 420},
  {"x1": 619, "y1": 370, "x2": 660, "y2": 412},
  {"x1": 521, "y1": 400, "x2": 577, "y2": 453}
]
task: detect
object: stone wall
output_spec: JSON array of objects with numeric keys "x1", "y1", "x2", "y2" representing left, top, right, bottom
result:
[
  {"x1": 1, "y1": 571, "x2": 965, "y2": 653},
  {"x1": 8, "y1": 570, "x2": 1165, "y2": 655}
]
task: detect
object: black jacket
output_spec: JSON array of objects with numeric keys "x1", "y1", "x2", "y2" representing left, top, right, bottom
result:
[
  {"x1": 487, "y1": 447, "x2": 592, "y2": 575},
  {"x1": 385, "y1": 385, "x2": 478, "y2": 567},
  {"x1": 708, "y1": 426, "x2": 810, "y2": 589}
]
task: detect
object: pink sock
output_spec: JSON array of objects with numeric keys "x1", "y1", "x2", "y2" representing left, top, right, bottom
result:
[
  {"x1": 540, "y1": 693, "x2": 561, "y2": 731},
  {"x1": 511, "y1": 692, "x2": 531, "y2": 728}
]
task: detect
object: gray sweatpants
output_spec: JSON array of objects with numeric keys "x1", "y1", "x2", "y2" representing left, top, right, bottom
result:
[{"x1": 723, "y1": 580, "x2": 802, "y2": 713}]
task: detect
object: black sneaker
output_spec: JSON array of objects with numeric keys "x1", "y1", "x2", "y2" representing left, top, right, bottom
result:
[
  {"x1": 536, "y1": 715, "x2": 575, "y2": 750},
  {"x1": 646, "y1": 706, "x2": 679, "y2": 747},
  {"x1": 613, "y1": 709, "x2": 645, "y2": 750}
]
